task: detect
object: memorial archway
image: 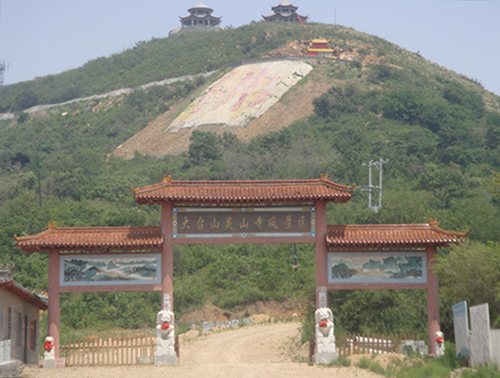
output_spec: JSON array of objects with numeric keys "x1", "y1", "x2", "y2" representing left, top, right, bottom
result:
[{"x1": 15, "y1": 176, "x2": 466, "y2": 365}]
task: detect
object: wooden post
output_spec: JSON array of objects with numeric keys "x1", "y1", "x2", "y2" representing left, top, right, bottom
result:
[
  {"x1": 427, "y1": 246, "x2": 440, "y2": 356},
  {"x1": 161, "y1": 202, "x2": 174, "y2": 312},
  {"x1": 47, "y1": 249, "x2": 61, "y2": 360},
  {"x1": 315, "y1": 200, "x2": 328, "y2": 309}
]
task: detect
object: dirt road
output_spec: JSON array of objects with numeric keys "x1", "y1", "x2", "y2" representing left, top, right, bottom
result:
[{"x1": 22, "y1": 322, "x2": 380, "y2": 378}]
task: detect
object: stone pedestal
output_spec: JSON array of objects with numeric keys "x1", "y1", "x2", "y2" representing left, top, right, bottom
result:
[
  {"x1": 314, "y1": 308, "x2": 338, "y2": 364},
  {"x1": 154, "y1": 354, "x2": 178, "y2": 365},
  {"x1": 42, "y1": 359, "x2": 57, "y2": 369}
]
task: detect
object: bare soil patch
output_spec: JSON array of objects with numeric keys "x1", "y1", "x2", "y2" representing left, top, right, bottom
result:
[
  {"x1": 179, "y1": 298, "x2": 304, "y2": 325},
  {"x1": 112, "y1": 61, "x2": 338, "y2": 158}
]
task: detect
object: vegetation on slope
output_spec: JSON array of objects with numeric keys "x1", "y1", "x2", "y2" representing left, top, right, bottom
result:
[{"x1": 1, "y1": 22, "x2": 500, "y2": 344}]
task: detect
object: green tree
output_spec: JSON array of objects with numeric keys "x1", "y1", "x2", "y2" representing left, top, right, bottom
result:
[
  {"x1": 417, "y1": 163, "x2": 472, "y2": 208},
  {"x1": 381, "y1": 90, "x2": 423, "y2": 125},
  {"x1": 434, "y1": 242, "x2": 500, "y2": 327},
  {"x1": 187, "y1": 131, "x2": 223, "y2": 166}
]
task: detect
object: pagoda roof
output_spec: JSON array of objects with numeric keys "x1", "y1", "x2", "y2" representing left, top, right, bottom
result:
[
  {"x1": 272, "y1": 1, "x2": 298, "y2": 11},
  {"x1": 188, "y1": 3, "x2": 213, "y2": 12},
  {"x1": 15, "y1": 224, "x2": 162, "y2": 253},
  {"x1": 132, "y1": 175, "x2": 354, "y2": 205},
  {"x1": 311, "y1": 38, "x2": 329, "y2": 43},
  {"x1": 326, "y1": 221, "x2": 468, "y2": 249},
  {"x1": 180, "y1": 13, "x2": 221, "y2": 21}
]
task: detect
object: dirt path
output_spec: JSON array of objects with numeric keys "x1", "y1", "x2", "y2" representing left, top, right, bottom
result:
[{"x1": 22, "y1": 322, "x2": 380, "y2": 378}]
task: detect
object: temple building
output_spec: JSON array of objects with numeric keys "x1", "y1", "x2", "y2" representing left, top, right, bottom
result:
[
  {"x1": 262, "y1": 1, "x2": 308, "y2": 23},
  {"x1": 180, "y1": 3, "x2": 221, "y2": 28},
  {"x1": 307, "y1": 38, "x2": 336, "y2": 57}
]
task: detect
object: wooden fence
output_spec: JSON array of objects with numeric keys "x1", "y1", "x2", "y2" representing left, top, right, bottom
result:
[
  {"x1": 336, "y1": 332, "x2": 414, "y2": 357},
  {"x1": 61, "y1": 336, "x2": 156, "y2": 366},
  {"x1": 310, "y1": 332, "x2": 415, "y2": 361}
]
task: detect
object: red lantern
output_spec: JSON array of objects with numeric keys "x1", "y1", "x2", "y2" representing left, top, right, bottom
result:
[
  {"x1": 44, "y1": 340, "x2": 54, "y2": 352},
  {"x1": 319, "y1": 321, "x2": 327, "y2": 328},
  {"x1": 161, "y1": 322, "x2": 170, "y2": 330}
]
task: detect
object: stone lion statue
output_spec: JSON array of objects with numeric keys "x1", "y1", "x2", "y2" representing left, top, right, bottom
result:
[
  {"x1": 314, "y1": 307, "x2": 337, "y2": 364},
  {"x1": 315, "y1": 307, "x2": 334, "y2": 338},
  {"x1": 155, "y1": 310, "x2": 175, "y2": 356},
  {"x1": 435, "y1": 331, "x2": 445, "y2": 358}
]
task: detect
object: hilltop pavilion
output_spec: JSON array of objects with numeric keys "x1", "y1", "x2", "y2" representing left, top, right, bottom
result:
[
  {"x1": 262, "y1": 1, "x2": 309, "y2": 23},
  {"x1": 180, "y1": 3, "x2": 221, "y2": 28}
]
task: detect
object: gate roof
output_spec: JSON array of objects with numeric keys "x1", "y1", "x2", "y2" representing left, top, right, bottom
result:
[
  {"x1": 132, "y1": 175, "x2": 353, "y2": 205},
  {"x1": 326, "y1": 221, "x2": 468, "y2": 249},
  {"x1": 15, "y1": 225, "x2": 162, "y2": 253}
]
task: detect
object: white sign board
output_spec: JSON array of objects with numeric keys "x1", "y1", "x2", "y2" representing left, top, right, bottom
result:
[
  {"x1": 452, "y1": 301, "x2": 470, "y2": 358},
  {"x1": 470, "y1": 303, "x2": 492, "y2": 366}
]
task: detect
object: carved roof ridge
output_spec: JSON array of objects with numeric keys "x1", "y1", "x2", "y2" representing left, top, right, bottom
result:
[{"x1": 135, "y1": 177, "x2": 354, "y2": 191}]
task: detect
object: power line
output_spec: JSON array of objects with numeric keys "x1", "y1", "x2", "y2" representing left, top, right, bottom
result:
[{"x1": 361, "y1": 158, "x2": 389, "y2": 212}]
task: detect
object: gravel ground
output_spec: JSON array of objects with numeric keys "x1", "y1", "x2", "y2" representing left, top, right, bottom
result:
[{"x1": 22, "y1": 322, "x2": 381, "y2": 378}]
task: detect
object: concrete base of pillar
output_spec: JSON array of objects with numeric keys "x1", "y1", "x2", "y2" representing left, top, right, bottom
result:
[
  {"x1": 154, "y1": 354, "x2": 177, "y2": 365},
  {"x1": 42, "y1": 358, "x2": 65, "y2": 368},
  {"x1": 315, "y1": 332, "x2": 338, "y2": 365}
]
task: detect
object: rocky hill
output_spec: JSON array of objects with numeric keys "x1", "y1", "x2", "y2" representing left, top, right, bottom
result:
[{"x1": 2, "y1": 22, "x2": 500, "y2": 337}]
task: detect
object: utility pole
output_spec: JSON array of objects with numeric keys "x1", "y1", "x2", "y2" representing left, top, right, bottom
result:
[{"x1": 361, "y1": 158, "x2": 389, "y2": 212}]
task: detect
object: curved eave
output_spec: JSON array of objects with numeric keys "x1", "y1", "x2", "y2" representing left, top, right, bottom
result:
[
  {"x1": 180, "y1": 14, "x2": 221, "y2": 21},
  {"x1": 16, "y1": 226, "x2": 163, "y2": 253},
  {"x1": 307, "y1": 48, "x2": 335, "y2": 53},
  {"x1": 326, "y1": 224, "x2": 468, "y2": 249}
]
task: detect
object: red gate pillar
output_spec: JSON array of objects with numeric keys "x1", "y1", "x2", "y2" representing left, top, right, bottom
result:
[
  {"x1": 47, "y1": 249, "x2": 60, "y2": 359},
  {"x1": 161, "y1": 202, "x2": 174, "y2": 312},
  {"x1": 315, "y1": 200, "x2": 328, "y2": 309},
  {"x1": 426, "y1": 245, "x2": 440, "y2": 356}
]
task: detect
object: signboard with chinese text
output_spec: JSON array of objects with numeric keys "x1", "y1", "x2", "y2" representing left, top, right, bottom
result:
[
  {"x1": 172, "y1": 206, "x2": 315, "y2": 238},
  {"x1": 452, "y1": 301, "x2": 470, "y2": 359},
  {"x1": 60, "y1": 254, "x2": 161, "y2": 287},
  {"x1": 327, "y1": 252, "x2": 427, "y2": 284}
]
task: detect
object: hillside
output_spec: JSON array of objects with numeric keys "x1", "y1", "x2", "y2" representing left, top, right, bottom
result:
[{"x1": 2, "y1": 22, "x2": 500, "y2": 340}]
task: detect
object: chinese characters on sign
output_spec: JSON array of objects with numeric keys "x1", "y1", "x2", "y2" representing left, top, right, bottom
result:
[{"x1": 172, "y1": 207, "x2": 315, "y2": 238}]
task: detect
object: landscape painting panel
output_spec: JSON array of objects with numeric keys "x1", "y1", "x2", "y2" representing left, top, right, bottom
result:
[
  {"x1": 60, "y1": 254, "x2": 161, "y2": 287},
  {"x1": 327, "y1": 252, "x2": 427, "y2": 284}
]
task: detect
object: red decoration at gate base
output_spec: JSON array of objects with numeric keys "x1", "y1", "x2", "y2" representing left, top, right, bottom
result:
[
  {"x1": 161, "y1": 322, "x2": 170, "y2": 330},
  {"x1": 436, "y1": 337, "x2": 444, "y2": 344},
  {"x1": 44, "y1": 340, "x2": 54, "y2": 351},
  {"x1": 319, "y1": 321, "x2": 327, "y2": 328}
]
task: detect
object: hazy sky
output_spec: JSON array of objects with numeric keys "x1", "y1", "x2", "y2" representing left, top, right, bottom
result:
[{"x1": 1, "y1": 1, "x2": 499, "y2": 96}]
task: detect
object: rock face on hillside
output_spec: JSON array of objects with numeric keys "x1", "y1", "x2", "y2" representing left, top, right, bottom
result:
[
  {"x1": 113, "y1": 59, "x2": 336, "y2": 158},
  {"x1": 168, "y1": 60, "x2": 313, "y2": 131}
]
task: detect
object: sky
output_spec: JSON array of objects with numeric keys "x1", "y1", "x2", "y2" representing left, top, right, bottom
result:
[{"x1": 1, "y1": 0, "x2": 499, "y2": 96}]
